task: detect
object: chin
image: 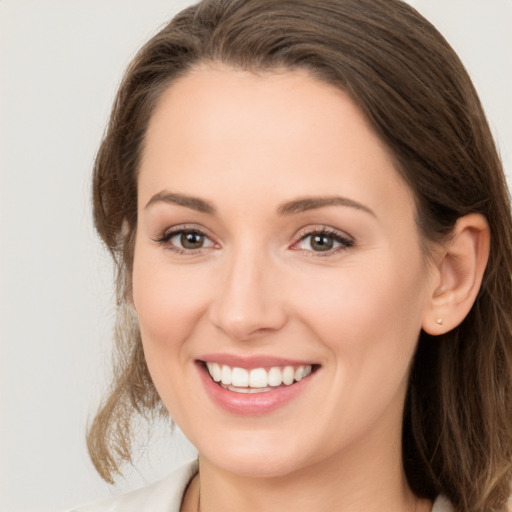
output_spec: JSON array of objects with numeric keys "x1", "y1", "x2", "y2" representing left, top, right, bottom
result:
[{"x1": 195, "y1": 431, "x2": 316, "y2": 479}]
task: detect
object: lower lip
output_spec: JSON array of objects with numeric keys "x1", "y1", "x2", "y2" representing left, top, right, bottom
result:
[{"x1": 197, "y1": 362, "x2": 316, "y2": 415}]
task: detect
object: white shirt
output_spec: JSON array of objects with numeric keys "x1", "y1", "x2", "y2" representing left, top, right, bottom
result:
[{"x1": 70, "y1": 460, "x2": 453, "y2": 512}]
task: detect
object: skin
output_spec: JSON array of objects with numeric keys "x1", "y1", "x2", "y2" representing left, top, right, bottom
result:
[{"x1": 132, "y1": 65, "x2": 439, "y2": 512}]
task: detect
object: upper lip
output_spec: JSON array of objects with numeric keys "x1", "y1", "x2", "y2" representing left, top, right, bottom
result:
[{"x1": 198, "y1": 353, "x2": 318, "y2": 370}]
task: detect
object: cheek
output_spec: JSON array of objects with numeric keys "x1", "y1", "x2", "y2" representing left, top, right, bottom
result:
[
  {"x1": 299, "y1": 261, "x2": 425, "y2": 342},
  {"x1": 131, "y1": 246, "x2": 217, "y2": 420},
  {"x1": 294, "y1": 254, "x2": 427, "y2": 405},
  {"x1": 307, "y1": 260, "x2": 427, "y2": 428},
  {"x1": 132, "y1": 247, "x2": 213, "y2": 356}
]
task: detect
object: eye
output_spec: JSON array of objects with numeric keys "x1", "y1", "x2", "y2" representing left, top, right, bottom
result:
[
  {"x1": 294, "y1": 228, "x2": 354, "y2": 254},
  {"x1": 156, "y1": 228, "x2": 215, "y2": 253},
  {"x1": 171, "y1": 230, "x2": 212, "y2": 250}
]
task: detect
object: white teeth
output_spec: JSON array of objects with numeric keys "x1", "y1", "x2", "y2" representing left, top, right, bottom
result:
[
  {"x1": 206, "y1": 363, "x2": 314, "y2": 390},
  {"x1": 226, "y1": 385, "x2": 273, "y2": 394},
  {"x1": 221, "y1": 365, "x2": 232, "y2": 385},
  {"x1": 231, "y1": 367, "x2": 249, "y2": 387},
  {"x1": 249, "y1": 368, "x2": 268, "y2": 388},
  {"x1": 267, "y1": 367, "x2": 283, "y2": 387},
  {"x1": 282, "y1": 366, "x2": 295, "y2": 385},
  {"x1": 206, "y1": 362, "x2": 221, "y2": 382}
]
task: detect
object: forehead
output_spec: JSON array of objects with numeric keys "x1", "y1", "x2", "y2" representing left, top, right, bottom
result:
[{"x1": 138, "y1": 64, "x2": 415, "y2": 221}]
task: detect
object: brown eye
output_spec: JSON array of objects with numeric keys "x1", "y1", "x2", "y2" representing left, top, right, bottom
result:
[
  {"x1": 295, "y1": 229, "x2": 354, "y2": 254},
  {"x1": 180, "y1": 231, "x2": 206, "y2": 249},
  {"x1": 161, "y1": 229, "x2": 215, "y2": 252},
  {"x1": 310, "y1": 234, "x2": 334, "y2": 251}
]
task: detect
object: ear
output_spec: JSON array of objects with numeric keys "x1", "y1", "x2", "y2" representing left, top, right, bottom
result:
[{"x1": 422, "y1": 213, "x2": 490, "y2": 335}]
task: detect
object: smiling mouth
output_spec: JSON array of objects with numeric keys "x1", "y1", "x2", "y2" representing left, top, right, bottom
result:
[{"x1": 202, "y1": 362, "x2": 317, "y2": 394}]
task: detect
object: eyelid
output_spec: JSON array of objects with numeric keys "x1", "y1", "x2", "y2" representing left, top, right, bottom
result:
[
  {"x1": 293, "y1": 224, "x2": 353, "y2": 241},
  {"x1": 154, "y1": 223, "x2": 218, "y2": 253},
  {"x1": 291, "y1": 225, "x2": 355, "y2": 255}
]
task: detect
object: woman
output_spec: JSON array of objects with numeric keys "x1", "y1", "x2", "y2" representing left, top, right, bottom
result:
[{"x1": 77, "y1": 0, "x2": 512, "y2": 511}]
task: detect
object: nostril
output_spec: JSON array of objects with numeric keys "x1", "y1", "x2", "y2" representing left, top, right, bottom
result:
[{"x1": 209, "y1": 296, "x2": 289, "y2": 341}]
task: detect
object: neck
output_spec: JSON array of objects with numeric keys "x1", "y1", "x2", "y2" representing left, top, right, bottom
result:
[{"x1": 190, "y1": 437, "x2": 431, "y2": 512}]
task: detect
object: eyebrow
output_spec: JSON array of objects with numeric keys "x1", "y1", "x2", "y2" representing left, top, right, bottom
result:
[
  {"x1": 145, "y1": 191, "x2": 216, "y2": 214},
  {"x1": 277, "y1": 196, "x2": 375, "y2": 217},
  {"x1": 145, "y1": 191, "x2": 375, "y2": 217}
]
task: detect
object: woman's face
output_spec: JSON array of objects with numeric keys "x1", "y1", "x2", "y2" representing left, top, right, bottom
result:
[{"x1": 133, "y1": 66, "x2": 437, "y2": 478}]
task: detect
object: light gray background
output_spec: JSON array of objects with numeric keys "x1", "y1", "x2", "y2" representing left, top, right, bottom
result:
[{"x1": 0, "y1": 1, "x2": 510, "y2": 511}]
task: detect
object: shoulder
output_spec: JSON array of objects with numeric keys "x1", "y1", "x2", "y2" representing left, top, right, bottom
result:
[
  {"x1": 432, "y1": 495, "x2": 512, "y2": 511},
  {"x1": 69, "y1": 460, "x2": 198, "y2": 512},
  {"x1": 432, "y1": 495, "x2": 453, "y2": 512}
]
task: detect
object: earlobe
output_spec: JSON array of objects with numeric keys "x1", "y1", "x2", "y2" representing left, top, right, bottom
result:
[{"x1": 422, "y1": 213, "x2": 490, "y2": 335}]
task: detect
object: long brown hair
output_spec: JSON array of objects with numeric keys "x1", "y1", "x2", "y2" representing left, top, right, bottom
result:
[{"x1": 88, "y1": 1, "x2": 512, "y2": 510}]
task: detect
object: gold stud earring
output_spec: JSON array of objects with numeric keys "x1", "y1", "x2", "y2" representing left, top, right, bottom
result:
[{"x1": 435, "y1": 317, "x2": 443, "y2": 325}]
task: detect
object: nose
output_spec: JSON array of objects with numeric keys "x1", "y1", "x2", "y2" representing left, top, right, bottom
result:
[{"x1": 208, "y1": 246, "x2": 288, "y2": 341}]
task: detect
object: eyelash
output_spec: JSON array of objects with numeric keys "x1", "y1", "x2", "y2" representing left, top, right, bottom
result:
[
  {"x1": 154, "y1": 226, "x2": 215, "y2": 256},
  {"x1": 293, "y1": 227, "x2": 354, "y2": 257},
  {"x1": 154, "y1": 225, "x2": 354, "y2": 257}
]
